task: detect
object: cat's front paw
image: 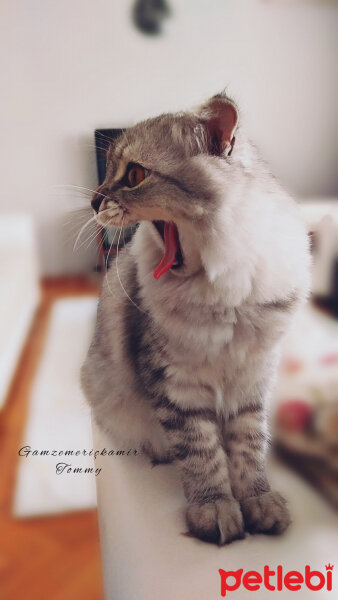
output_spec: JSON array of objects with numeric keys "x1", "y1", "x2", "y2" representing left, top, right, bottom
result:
[
  {"x1": 186, "y1": 499, "x2": 245, "y2": 545},
  {"x1": 241, "y1": 490, "x2": 291, "y2": 535}
]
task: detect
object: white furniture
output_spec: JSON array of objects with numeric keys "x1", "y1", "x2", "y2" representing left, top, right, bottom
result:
[{"x1": 0, "y1": 214, "x2": 40, "y2": 408}]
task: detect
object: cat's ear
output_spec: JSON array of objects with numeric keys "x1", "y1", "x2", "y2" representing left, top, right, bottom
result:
[{"x1": 198, "y1": 95, "x2": 238, "y2": 156}]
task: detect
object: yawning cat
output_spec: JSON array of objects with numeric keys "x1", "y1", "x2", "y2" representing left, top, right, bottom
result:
[{"x1": 81, "y1": 93, "x2": 310, "y2": 545}]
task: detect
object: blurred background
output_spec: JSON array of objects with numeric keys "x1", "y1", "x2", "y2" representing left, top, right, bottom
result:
[{"x1": 0, "y1": 1, "x2": 337, "y2": 598}]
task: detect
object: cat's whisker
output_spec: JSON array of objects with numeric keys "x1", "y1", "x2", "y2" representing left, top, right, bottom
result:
[
  {"x1": 71, "y1": 210, "x2": 107, "y2": 252},
  {"x1": 73, "y1": 207, "x2": 116, "y2": 251},
  {"x1": 73, "y1": 215, "x2": 98, "y2": 251},
  {"x1": 61, "y1": 208, "x2": 93, "y2": 227},
  {"x1": 55, "y1": 184, "x2": 107, "y2": 199},
  {"x1": 62, "y1": 225, "x2": 95, "y2": 245},
  {"x1": 67, "y1": 205, "x2": 92, "y2": 213},
  {"x1": 74, "y1": 228, "x2": 99, "y2": 251},
  {"x1": 53, "y1": 194, "x2": 92, "y2": 203},
  {"x1": 119, "y1": 129, "x2": 131, "y2": 147},
  {"x1": 53, "y1": 188, "x2": 92, "y2": 198},
  {"x1": 62, "y1": 217, "x2": 90, "y2": 230},
  {"x1": 81, "y1": 144, "x2": 111, "y2": 153},
  {"x1": 76, "y1": 223, "x2": 103, "y2": 251},
  {"x1": 95, "y1": 134, "x2": 114, "y2": 146},
  {"x1": 59, "y1": 209, "x2": 95, "y2": 246},
  {"x1": 115, "y1": 215, "x2": 146, "y2": 314},
  {"x1": 104, "y1": 224, "x2": 121, "y2": 295},
  {"x1": 62, "y1": 220, "x2": 96, "y2": 246}
]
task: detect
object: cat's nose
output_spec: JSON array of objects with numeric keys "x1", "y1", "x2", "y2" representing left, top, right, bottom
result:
[{"x1": 91, "y1": 192, "x2": 102, "y2": 213}]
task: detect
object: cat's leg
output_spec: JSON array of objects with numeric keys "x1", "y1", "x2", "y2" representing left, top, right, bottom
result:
[
  {"x1": 155, "y1": 396, "x2": 245, "y2": 545},
  {"x1": 224, "y1": 402, "x2": 291, "y2": 535}
]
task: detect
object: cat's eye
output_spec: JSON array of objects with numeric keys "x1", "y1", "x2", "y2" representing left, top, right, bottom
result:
[{"x1": 125, "y1": 163, "x2": 146, "y2": 188}]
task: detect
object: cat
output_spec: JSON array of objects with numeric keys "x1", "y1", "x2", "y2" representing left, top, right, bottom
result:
[{"x1": 81, "y1": 93, "x2": 311, "y2": 545}]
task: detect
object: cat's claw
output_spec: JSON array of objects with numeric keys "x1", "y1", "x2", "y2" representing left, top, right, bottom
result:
[{"x1": 186, "y1": 499, "x2": 245, "y2": 545}]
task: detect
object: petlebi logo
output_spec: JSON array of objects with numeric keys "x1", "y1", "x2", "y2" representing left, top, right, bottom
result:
[{"x1": 219, "y1": 564, "x2": 334, "y2": 596}]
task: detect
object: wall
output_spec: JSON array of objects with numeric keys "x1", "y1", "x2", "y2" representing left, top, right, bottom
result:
[{"x1": 1, "y1": 0, "x2": 337, "y2": 274}]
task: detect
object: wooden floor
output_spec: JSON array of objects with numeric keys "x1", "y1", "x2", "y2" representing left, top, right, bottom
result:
[{"x1": 0, "y1": 277, "x2": 104, "y2": 600}]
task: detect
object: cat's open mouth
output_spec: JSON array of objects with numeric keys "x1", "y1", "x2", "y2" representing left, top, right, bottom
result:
[{"x1": 152, "y1": 221, "x2": 183, "y2": 280}]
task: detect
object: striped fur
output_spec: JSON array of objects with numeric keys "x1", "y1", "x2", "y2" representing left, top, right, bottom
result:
[{"x1": 81, "y1": 94, "x2": 310, "y2": 544}]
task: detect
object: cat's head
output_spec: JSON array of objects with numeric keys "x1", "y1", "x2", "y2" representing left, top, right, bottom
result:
[{"x1": 92, "y1": 93, "x2": 239, "y2": 278}]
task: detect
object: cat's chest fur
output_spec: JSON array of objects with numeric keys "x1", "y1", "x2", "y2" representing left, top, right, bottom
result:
[{"x1": 133, "y1": 267, "x2": 284, "y2": 415}]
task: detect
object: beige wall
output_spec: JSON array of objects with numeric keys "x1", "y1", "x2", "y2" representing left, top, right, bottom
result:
[{"x1": 1, "y1": 0, "x2": 337, "y2": 274}]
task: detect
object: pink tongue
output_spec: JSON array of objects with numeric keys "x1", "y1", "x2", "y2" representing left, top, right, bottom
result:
[{"x1": 153, "y1": 222, "x2": 179, "y2": 280}]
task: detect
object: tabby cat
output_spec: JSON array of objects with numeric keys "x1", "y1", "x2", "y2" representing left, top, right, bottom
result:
[{"x1": 81, "y1": 93, "x2": 310, "y2": 544}]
